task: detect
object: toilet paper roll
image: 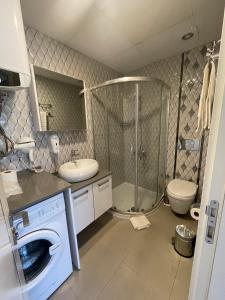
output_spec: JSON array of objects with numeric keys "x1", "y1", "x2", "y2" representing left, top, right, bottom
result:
[
  {"x1": 0, "y1": 170, "x2": 22, "y2": 197},
  {"x1": 190, "y1": 203, "x2": 200, "y2": 221}
]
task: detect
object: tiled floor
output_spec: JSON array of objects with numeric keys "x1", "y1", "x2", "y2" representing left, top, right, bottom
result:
[{"x1": 50, "y1": 204, "x2": 197, "y2": 300}]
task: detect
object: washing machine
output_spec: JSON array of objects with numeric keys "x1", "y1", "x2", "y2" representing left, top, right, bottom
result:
[{"x1": 13, "y1": 193, "x2": 73, "y2": 300}]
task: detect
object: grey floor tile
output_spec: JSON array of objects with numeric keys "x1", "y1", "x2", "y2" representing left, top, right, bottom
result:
[
  {"x1": 77, "y1": 213, "x2": 118, "y2": 259},
  {"x1": 53, "y1": 205, "x2": 195, "y2": 300},
  {"x1": 67, "y1": 241, "x2": 124, "y2": 300},
  {"x1": 170, "y1": 257, "x2": 193, "y2": 300},
  {"x1": 49, "y1": 282, "x2": 78, "y2": 300},
  {"x1": 123, "y1": 238, "x2": 180, "y2": 300},
  {"x1": 97, "y1": 263, "x2": 164, "y2": 300}
]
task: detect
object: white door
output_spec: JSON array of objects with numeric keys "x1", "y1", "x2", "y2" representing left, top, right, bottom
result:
[
  {"x1": 0, "y1": 180, "x2": 24, "y2": 300},
  {"x1": 189, "y1": 9, "x2": 225, "y2": 300},
  {"x1": 17, "y1": 230, "x2": 62, "y2": 286}
]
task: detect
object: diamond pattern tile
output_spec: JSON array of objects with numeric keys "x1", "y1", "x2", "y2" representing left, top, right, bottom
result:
[
  {"x1": 0, "y1": 26, "x2": 119, "y2": 172},
  {"x1": 176, "y1": 45, "x2": 211, "y2": 186},
  {"x1": 0, "y1": 24, "x2": 212, "y2": 202}
]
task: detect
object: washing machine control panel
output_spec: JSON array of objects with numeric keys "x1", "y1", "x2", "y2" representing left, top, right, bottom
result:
[{"x1": 13, "y1": 193, "x2": 65, "y2": 237}]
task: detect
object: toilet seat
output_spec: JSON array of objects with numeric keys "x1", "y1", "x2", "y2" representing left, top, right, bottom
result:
[{"x1": 167, "y1": 179, "x2": 197, "y2": 200}]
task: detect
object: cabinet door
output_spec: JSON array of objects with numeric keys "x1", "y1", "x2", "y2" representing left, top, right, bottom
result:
[
  {"x1": 72, "y1": 185, "x2": 94, "y2": 234},
  {"x1": 93, "y1": 176, "x2": 112, "y2": 219}
]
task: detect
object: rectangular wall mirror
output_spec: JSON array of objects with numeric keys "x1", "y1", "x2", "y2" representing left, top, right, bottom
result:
[{"x1": 30, "y1": 65, "x2": 87, "y2": 131}]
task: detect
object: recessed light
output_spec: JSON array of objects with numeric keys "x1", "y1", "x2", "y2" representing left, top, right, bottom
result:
[{"x1": 182, "y1": 32, "x2": 194, "y2": 40}]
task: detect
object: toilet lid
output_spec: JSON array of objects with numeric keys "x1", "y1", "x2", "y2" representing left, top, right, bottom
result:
[{"x1": 167, "y1": 179, "x2": 197, "y2": 199}]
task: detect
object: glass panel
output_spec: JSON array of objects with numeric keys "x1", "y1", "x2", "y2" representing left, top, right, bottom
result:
[
  {"x1": 19, "y1": 239, "x2": 52, "y2": 283},
  {"x1": 91, "y1": 78, "x2": 169, "y2": 214},
  {"x1": 115, "y1": 83, "x2": 136, "y2": 212},
  {"x1": 135, "y1": 81, "x2": 162, "y2": 211},
  {"x1": 157, "y1": 86, "x2": 169, "y2": 203}
]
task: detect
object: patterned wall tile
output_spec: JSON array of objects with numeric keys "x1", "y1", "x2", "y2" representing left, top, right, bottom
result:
[
  {"x1": 175, "y1": 46, "x2": 210, "y2": 185},
  {"x1": 0, "y1": 23, "x2": 212, "y2": 203},
  {"x1": 0, "y1": 26, "x2": 119, "y2": 172}
]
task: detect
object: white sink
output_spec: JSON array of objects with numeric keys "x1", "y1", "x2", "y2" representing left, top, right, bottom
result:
[{"x1": 58, "y1": 159, "x2": 99, "y2": 183}]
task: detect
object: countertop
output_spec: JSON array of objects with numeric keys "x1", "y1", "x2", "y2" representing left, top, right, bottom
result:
[
  {"x1": 7, "y1": 169, "x2": 112, "y2": 215},
  {"x1": 7, "y1": 170, "x2": 71, "y2": 215},
  {"x1": 70, "y1": 169, "x2": 112, "y2": 192}
]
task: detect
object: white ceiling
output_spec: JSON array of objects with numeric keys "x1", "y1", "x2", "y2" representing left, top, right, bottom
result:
[{"x1": 21, "y1": 0, "x2": 225, "y2": 74}]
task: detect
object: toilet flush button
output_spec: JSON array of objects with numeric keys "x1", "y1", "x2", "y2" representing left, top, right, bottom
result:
[{"x1": 184, "y1": 139, "x2": 200, "y2": 151}]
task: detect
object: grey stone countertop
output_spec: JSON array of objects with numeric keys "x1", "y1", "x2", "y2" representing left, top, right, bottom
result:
[
  {"x1": 7, "y1": 169, "x2": 112, "y2": 215},
  {"x1": 7, "y1": 170, "x2": 71, "y2": 215}
]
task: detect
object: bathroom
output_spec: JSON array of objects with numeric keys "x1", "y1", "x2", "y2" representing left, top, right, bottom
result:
[{"x1": 1, "y1": 0, "x2": 225, "y2": 299}]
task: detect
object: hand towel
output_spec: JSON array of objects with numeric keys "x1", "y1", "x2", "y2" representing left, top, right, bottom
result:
[
  {"x1": 196, "y1": 62, "x2": 210, "y2": 134},
  {"x1": 206, "y1": 61, "x2": 216, "y2": 129}
]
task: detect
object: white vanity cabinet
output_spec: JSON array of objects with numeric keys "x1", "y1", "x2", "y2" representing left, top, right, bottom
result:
[
  {"x1": 71, "y1": 185, "x2": 94, "y2": 234},
  {"x1": 93, "y1": 176, "x2": 112, "y2": 219},
  {"x1": 71, "y1": 175, "x2": 112, "y2": 234}
]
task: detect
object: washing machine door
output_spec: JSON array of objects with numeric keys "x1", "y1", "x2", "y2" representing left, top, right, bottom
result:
[{"x1": 17, "y1": 229, "x2": 61, "y2": 284}]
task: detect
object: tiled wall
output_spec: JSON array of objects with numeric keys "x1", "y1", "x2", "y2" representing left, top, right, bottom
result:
[
  {"x1": 176, "y1": 47, "x2": 210, "y2": 198},
  {"x1": 131, "y1": 45, "x2": 211, "y2": 199},
  {"x1": 0, "y1": 26, "x2": 119, "y2": 172},
  {"x1": 0, "y1": 25, "x2": 211, "y2": 201}
]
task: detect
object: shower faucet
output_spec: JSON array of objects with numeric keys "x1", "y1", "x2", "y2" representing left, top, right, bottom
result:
[
  {"x1": 130, "y1": 144, "x2": 146, "y2": 160},
  {"x1": 138, "y1": 144, "x2": 146, "y2": 160}
]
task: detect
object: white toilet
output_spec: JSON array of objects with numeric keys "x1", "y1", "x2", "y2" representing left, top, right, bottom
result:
[{"x1": 167, "y1": 179, "x2": 198, "y2": 214}]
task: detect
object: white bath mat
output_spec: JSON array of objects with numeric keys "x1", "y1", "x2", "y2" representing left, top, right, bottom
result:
[{"x1": 130, "y1": 215, "x2": 151, "y2": 230}]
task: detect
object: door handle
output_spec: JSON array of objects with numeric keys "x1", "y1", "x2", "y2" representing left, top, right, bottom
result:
[
  {"x1": 73, "y1": 190, "x2": 89, "y2": 200},
  {"x1": 98, "y1": 179, "x2": 109, "y2": 187},
  {"x1": 49, "y1": 243, "x2": 61, "y2": 256},
  {"x1": 98, "y1": 179, "x2": 110, "y2": 191}
]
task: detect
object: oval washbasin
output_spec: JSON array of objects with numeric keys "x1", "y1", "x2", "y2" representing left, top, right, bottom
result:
[{"x1": 58, "y1": 159, "x2": 99, "y2": 183}]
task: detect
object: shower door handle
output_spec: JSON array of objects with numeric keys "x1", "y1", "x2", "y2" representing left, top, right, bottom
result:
[
  {"x1": 138, "y1": 145, "x2": 146, "y2": 160},
  {"x1": 130, "y1": 144, "x2": 135, "y2": 155}
]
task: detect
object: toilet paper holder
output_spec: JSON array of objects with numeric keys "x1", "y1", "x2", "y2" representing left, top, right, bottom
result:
[{"x1": 205, "y1": 200, "x2": 219, "y2": 244}]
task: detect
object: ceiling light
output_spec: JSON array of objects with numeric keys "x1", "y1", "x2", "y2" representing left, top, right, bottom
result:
[{"x1": 182, "y1": 32, "x2": 194, "y2": 40}]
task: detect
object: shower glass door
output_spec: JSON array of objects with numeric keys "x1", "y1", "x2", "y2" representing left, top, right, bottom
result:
[
  {"x1": 107, "y1": 82, "x2": 137, "y2": 212},
  {"x1": 136, "y1": 81, "x2": 164, "y2": 212},
  {"x1": 91, "y1": 77, "x2": 169, "y2": 214}
]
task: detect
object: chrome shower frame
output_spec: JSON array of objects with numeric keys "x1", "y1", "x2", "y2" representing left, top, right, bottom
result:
[{"x1": 83, "y1": 76, "x2": 170, "y2": 215}]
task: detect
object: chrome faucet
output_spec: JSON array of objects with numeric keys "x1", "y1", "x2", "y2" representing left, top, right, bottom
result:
[{"x1": 71, "y1": 149, "x2": 79, "y2": 163}]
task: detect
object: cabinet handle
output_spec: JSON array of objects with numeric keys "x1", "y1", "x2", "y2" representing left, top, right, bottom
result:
[
  {"x1": 98, "y1": 179, "x2": 109, "y2": 187},
  {"x1": 73, "y1": 190, "x2": 88, "y2": 200}
]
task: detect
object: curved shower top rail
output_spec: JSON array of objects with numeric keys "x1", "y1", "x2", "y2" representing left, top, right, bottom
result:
[{"x1": 80, "y1": 76, "x2": 170, "y2": 94}]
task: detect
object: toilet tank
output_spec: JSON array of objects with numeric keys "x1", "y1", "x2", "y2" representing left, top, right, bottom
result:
[{"x1": 0, "y1": 0, "x2": 30, "y2": 90}]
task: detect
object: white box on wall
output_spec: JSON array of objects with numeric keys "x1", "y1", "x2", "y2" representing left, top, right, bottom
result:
[{"x1": 0, "y1": 0, "x2": 30, "y2": 90}]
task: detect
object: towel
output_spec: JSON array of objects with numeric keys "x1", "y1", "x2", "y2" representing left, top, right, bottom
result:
[
  {"x1": 196, "y1": 60, "x2": 216, "y2": 134},
  {"x1": 130, "y1": 215, "x2": 151, "y2": 230},
  {"x1": 196, "y1": 62, "x2": 210, "y2": 135},
  {"x1": 206, "y1": 61, "x2": 216, "y2": 129}
]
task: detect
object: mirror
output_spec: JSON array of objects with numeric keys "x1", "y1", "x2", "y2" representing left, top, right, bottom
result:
[{"x1": 30, "y1": 65, "x2": 86, "y2": 131}]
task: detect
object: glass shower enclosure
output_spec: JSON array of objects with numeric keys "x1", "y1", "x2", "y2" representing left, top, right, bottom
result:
[{"x1": 90, "y1": 77, "x2": 170, "y2": 215}]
